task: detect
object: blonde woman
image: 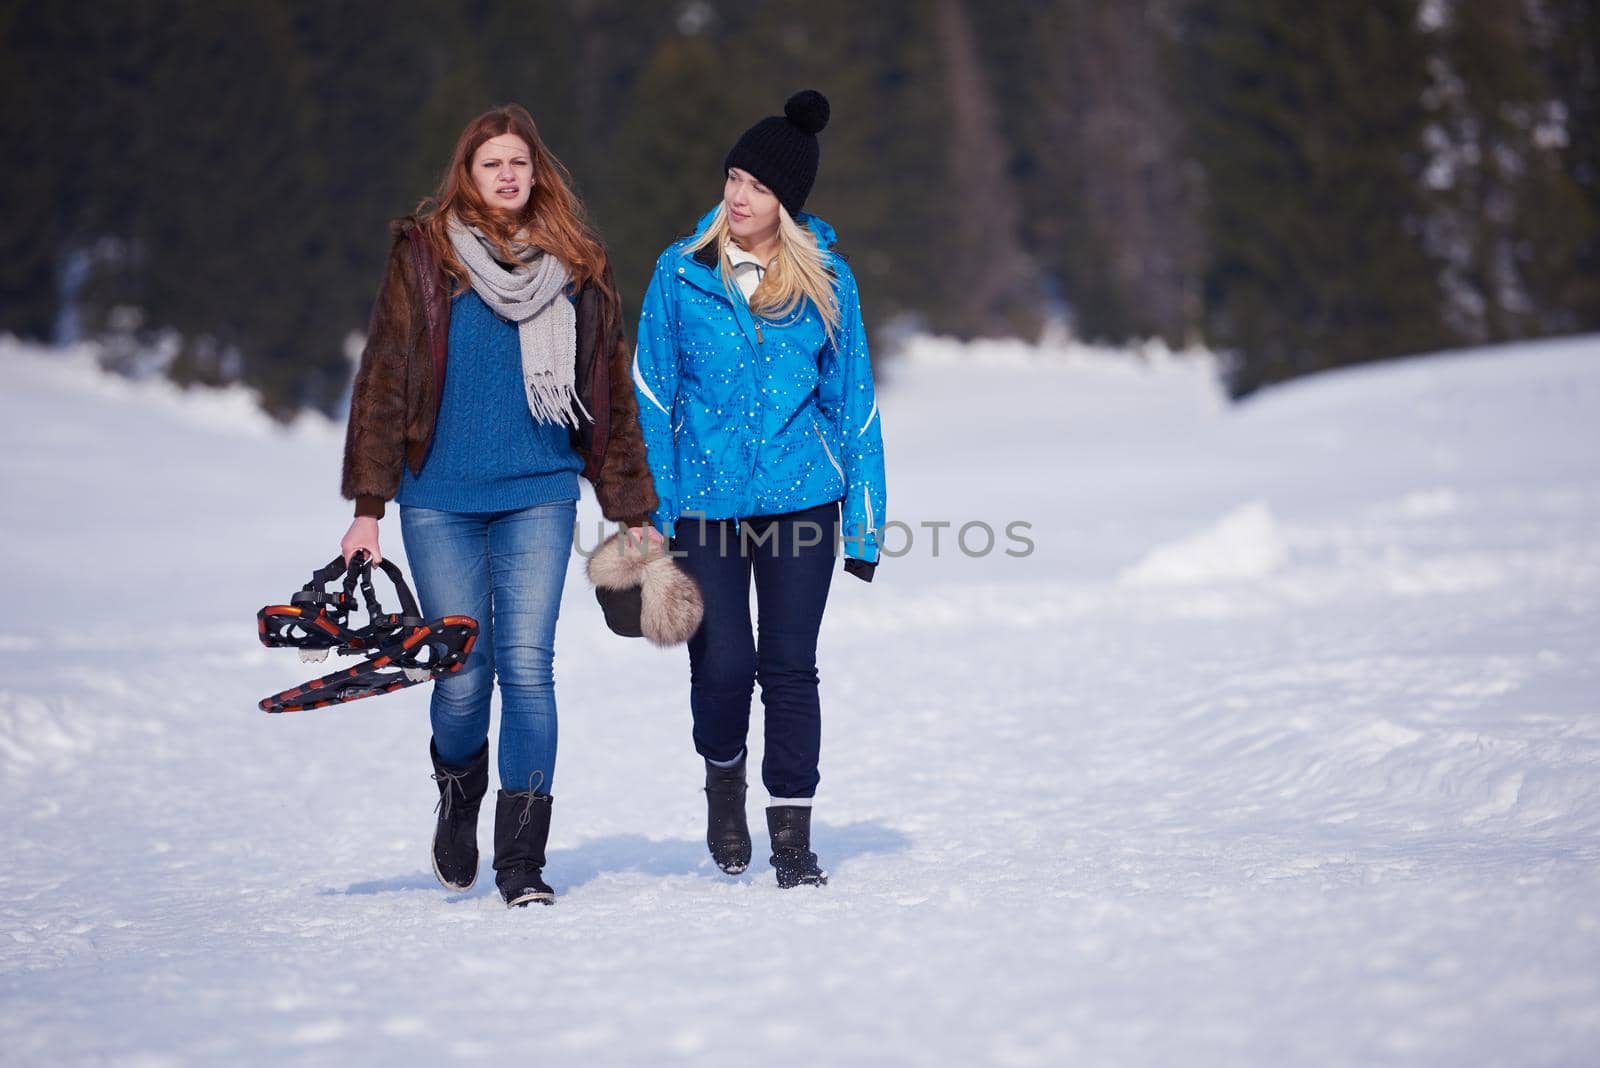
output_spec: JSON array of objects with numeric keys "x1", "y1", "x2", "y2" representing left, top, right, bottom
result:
[{"x1": 631, "y1": 90, "x2": 887, "y2": 888}]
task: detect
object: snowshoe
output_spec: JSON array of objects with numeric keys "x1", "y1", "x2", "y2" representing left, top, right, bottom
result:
[{"x1": 257, "y1": 551, "x2": 477, "y2": 713}]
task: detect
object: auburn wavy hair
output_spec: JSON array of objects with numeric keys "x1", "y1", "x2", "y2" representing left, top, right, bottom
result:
[{"x1": 415, "y1": 104, "x2": 613, "y2": 301}]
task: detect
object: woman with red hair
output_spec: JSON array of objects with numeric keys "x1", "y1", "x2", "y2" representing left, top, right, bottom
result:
[{"x1": 339, "y1": 105, "x2": 658, "y2": 908}]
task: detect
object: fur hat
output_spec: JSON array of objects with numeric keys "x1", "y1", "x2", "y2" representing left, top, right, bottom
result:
[{"x1": 586, "y1": 531, "x2": 704, "y2": 646}]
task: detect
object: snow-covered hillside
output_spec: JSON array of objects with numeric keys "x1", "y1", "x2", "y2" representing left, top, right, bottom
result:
[{"x1": 2, "y1": 333, "x2": 1597, "y2": 1066}]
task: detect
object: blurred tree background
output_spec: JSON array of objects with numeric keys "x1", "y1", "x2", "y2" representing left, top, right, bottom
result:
[{"x1": 2, "y1": 0, "x2": 1596, "y2": 413}]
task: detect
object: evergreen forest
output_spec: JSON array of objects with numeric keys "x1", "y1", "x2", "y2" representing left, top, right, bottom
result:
[{"x1": 3, "y1": 0, "x2": 1596, "y2": 412}]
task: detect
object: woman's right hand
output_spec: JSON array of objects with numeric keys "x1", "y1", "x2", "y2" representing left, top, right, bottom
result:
[
  {"x1": 341, "y1": 516, "x2": 382, "y2": 565},
  {"x1": 628, "y1": 524, "x2": 666, "y2": 548}
]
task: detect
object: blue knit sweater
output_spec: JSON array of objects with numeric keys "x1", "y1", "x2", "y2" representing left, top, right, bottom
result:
[{"x1": 396, "y1": 289, "x2": 582, "y2": 513}]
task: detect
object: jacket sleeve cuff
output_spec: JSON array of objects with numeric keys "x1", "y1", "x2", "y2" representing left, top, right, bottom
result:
[
  {"x1": 840, "y1": 528, "x2": 879, "y2": 565},
  {"x1": 354, "y1": 495, "x2": 387, "y2": 519},
  {"x1": 843, "y1": 558, "x2": 877, "y2": 583}
]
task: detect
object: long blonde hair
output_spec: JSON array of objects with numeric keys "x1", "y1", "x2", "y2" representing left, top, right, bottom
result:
[{"x1": 685, "y1": 204, "x2": 840, "y2": 343}]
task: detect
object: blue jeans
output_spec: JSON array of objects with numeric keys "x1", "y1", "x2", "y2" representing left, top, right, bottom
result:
[
  {"x1": 671, "y1": 501, "x2": 838, "y2": 799},
  {"x1": 399, "y1": 500, "x2": 575, "y2": 794}
]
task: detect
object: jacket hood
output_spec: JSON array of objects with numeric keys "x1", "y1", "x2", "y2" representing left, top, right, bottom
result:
[{"x1": 687, "y1": 204, "x2": 838, "y2": 251}]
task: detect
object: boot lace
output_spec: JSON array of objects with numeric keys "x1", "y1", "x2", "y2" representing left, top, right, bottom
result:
[
  {"x1": 511, "y1": 770, "x2": 546, "y2": 838},
  {"x1": 432, "y1": 766, "x2": 470, "y2": 821}
]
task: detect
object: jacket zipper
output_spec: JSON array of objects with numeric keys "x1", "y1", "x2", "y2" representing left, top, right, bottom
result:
[{"x1": 865, "y1": 484, "x2": 877, "y2": 534}]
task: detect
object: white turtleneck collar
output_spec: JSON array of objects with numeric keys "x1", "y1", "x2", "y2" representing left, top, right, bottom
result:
[{"x1": 724, "y1": 240, "x2": 774, "y2": 300}]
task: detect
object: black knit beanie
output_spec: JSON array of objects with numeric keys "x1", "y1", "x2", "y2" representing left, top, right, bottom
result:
[{"x1": 723, "y1": 89, "x2": 831, "y2": 218}]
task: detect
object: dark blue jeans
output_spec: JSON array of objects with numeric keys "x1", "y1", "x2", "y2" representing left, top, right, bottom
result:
[{"x1": 672, "y1": 500, "x2": 839, "y2": 800}]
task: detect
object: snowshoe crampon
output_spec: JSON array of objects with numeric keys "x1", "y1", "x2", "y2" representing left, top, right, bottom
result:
[{"x1": 257, "y1": 551, "x2": 477, "y2": 713}]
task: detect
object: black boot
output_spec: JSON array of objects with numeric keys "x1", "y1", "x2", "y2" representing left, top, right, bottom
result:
[
  {"x1": 704, "y1": 753, "x2": 752, "y2": 875},
  {"x1": 492, "y1": 789, "x2": 556, "y2": 907},
  {"x1": 429, "y1": 740, "x2": 489, "y2": 892},
  {"x1": 767, "y1": 805, "x2": 828, "y2": 889}
]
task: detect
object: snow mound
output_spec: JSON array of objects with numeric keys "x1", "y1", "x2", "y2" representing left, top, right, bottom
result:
[{"x1": 1119, "y1": 502, "x2": 1289, "y2": 586}]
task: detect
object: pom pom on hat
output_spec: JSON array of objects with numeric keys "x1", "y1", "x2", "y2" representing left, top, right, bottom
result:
[{"x1": 784, "y1": 90, "x2": 830, "y2": 135}]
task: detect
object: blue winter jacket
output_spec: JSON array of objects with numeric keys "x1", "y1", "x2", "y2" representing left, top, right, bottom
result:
[{"x1": 632, "y1": 208, "x2": 886, "y2": 564}]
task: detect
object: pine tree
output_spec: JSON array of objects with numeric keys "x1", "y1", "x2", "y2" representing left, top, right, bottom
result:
[
  {"x1": 0, "y1": 5, "x2": 69, "y2": 341},
  {"x1": 599, "y1": 19, "x2": 747, "y2": 311},
  {"x1": 286, "y1": 0, "x2": 456, "y2": 412},
  {"x1": 708, "y1": 0, "x2": 947, "y2": 340},
  {"x1": 1420, "y1": 0, "x2": 1598, "y2": 342},
  {"x1": 1527, "y1": 0, "x2": 1600, "y2": 330},
  {"x1": 928, "y1": 0, "x2": 1042, "y2": 339},
  {"x1": 1180, "y1": 0, "x2": 1451, "y2": 395},
  {"x1": 129, "y1": 3, "x2": 325, "y2": 412},
  {"x1": 983, "y1": 0, "x2": 1201, "y2": 345},
  {"x1": 0, "y1": 3, "x2": 163, "y2": 347}
]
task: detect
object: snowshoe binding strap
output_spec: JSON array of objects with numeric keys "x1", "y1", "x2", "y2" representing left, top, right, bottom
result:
[
  {"x1": 258, "y1": 551, "x2": 425, "y2": 656},
  {"x1": 257, "y1": 552, "x2": 478, "y2": 713},
  {"x1": 341, "y1": 551, "x2": 424, "y2": 625}
]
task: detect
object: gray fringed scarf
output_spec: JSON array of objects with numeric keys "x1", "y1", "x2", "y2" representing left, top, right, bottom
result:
[{"x1": 446, "y1": 217, "x2": 588, "y2": 428}]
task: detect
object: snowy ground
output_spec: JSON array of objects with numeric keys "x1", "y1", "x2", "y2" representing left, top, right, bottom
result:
[{"x1": 1, "y1": 332, "x2": 1597, "y2": 1066}]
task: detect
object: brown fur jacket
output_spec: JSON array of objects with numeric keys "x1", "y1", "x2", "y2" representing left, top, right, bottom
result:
[{"x1": 340, "y1": 217, "x2": 658, "y2": 525}]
